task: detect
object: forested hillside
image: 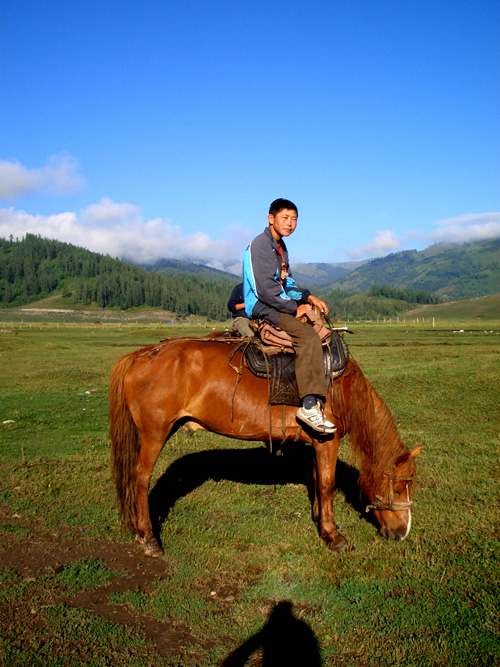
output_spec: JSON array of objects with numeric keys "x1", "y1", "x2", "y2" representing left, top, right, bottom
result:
[
  {"x1": 328, "y1": 239, "x2": 500, "y2": 300},
  {"x1": 140, "y1": 257, "x2": 235, "y2": 280},
  {"x1": 291, "y1": 262, "x2": 360, "y2": 289},
  {"x1": 0, "y1": 235, "x2": 237, "y2": 319},
  {"x1": 2, "y1": 234, "x2": 498, "y2": 321},
  {"x1": 316, "y1": 286, "x2": 440, "y2": 321}
]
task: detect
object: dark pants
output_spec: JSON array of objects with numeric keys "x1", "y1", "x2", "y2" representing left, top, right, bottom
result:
[{"x1": 278, "y1": 312, "x2": 327, "y2": 400}]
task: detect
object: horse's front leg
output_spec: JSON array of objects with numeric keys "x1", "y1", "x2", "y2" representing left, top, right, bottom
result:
[
  {"x1": 134, "y1": 434, "x2": 165, "y2": 557},
  {"x1": 312, "y1": 435, "x2": 349, "y2": 552}
]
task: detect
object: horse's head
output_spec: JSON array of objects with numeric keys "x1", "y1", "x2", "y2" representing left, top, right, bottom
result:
[{"x1": 368, "y1": 446, "x2": 424, "y2": 541}]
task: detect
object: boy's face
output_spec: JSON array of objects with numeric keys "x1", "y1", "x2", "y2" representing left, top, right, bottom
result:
[{"x1": 268, "y1": 208, "x2": 298, "y2": 240}]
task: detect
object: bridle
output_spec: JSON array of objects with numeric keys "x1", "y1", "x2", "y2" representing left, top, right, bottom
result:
[{"x1": 365, "y1": 470, "x2": 414, "y2": 513}]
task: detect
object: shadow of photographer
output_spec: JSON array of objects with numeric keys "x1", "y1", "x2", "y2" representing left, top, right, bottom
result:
[{"x1": 222, "y1": 600, "x2": 322, "y2": 666}]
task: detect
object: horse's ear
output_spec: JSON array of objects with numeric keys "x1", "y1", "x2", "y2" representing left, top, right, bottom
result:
[
  {"x1": 394, "y1": 451, "x2": 410, "y2": 468},
  {"x1": 394, "y1": 446, "x2": 424, "y2": 468},
  {"x1": 409, "y1": 446, "x2": 424, "y2": 459}
]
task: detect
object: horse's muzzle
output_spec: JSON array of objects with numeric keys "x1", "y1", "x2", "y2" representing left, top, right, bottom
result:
[
  {"x1": 384, "y1": 527, "x2": 406, "y2": 541},
  {"x1": 379, "y1": 508, "x2": 412, "y2": 541}
]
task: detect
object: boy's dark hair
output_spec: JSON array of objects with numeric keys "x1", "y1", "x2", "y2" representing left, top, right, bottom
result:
[{"x1": 269, "y1": 198, "x2": 298, "y2": 217}]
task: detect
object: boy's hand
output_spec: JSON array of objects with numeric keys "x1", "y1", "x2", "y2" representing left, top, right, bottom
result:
[{"x1": 307, "y1": 295, "x2": 329, "y2": 315}]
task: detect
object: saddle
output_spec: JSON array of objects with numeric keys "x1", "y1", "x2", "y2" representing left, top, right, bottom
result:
[{"x1": 243, "y1": 328, "x2": 349, "y2": 407}]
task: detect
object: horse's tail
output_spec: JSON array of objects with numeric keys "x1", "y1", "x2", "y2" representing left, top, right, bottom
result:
[{"x1": 109, "y1": 352, "x2": 139, "y2": 531}]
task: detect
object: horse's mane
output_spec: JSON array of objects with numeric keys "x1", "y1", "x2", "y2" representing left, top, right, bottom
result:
[{"x1": 331, "y1": 359, "x2": 408, "y2": 497}]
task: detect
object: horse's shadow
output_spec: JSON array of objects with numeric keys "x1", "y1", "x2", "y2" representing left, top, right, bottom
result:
[{"x1": 148, "y1": 441, "x2": 375, "y2": 538}]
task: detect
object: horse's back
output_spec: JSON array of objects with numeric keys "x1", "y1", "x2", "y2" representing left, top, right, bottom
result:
[{"x1": 123, "y1": 336, "x2": 242, "y2": 398}]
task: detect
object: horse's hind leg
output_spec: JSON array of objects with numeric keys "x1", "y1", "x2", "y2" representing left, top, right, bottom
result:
[
  {"x1": 134, "y1": 433, "x2": 167, "y2": 557},
  {"x1": 313, "y1": 435, "x2": 349, "y2": 553}
]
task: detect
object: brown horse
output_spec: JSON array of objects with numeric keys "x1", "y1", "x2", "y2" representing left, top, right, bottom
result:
[{"x1": 109, "y1": 336, "x2": 423, "y2": 557}]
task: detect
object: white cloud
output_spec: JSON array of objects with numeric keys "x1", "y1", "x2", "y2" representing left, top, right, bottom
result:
[
  {"x1": 0, "y1": 199, "x2": 251, "y2": 273},
  {"x1": 81, "y1": 197, "x2": 142, "y2": 226},
  {"x1": 347, "y1": 229, "x2": 401, "y2": 259},
  {"x1": 0, "y1": 162, "x2": 44, "y2": 198},
  {"x1": 0, "y1": 208, "x2": 79, "y2": 240},
  {"x1": 344, "y1": 212, "x2": 500, "y2": 261},
  {"x1": 428, "y1": 212, "x2": 500, "y2": 243},
  {"x1": 0, "y1": 154, "x2": 85, "y2": 199}
]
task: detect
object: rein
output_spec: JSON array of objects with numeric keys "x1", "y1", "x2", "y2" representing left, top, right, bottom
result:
[
  {"x1": 227, "y1": 337, "x2": 254, "y2": 424},
  {"x1": 227, "y1": 338, "x2": 289, "y2": 452},
  {"x1": 362, "y1": 368, "x2": 414, "y2": 514}
]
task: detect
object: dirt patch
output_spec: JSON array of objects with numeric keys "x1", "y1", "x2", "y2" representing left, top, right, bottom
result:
[{"x1": 0, "y1": 504, "x2": 199, "y2": 659}]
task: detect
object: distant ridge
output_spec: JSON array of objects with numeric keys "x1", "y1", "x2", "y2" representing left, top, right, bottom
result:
[
  {"x1": 292, "y1": 260, "x2": 368, "y2": 289},
  {"x1": 2, "y1": 234, "x2": 499, "y2": 320},
  {"x1": 136, "y1": 257, "x2": 237, "y2": 280},
  {"x1": 295, "y1": 239, "x2": 500, "y2": 301}
]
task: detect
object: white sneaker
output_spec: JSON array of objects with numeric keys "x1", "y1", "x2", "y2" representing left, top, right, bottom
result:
[{"x1": 296, "y1": 402, "x2": 336, "y2": 434}]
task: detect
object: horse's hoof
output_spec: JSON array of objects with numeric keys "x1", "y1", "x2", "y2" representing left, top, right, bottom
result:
[
  {"x1": 327, "y1": 534, "x2": 350, "y2": 553},
  {"x1": 135, "y1": 531, "x2": 164, "y2": 558}
]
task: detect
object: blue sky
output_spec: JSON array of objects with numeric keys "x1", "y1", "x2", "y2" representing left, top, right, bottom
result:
[{"x1": 1, "y1": 0, "x2": 499, "y2": 273}]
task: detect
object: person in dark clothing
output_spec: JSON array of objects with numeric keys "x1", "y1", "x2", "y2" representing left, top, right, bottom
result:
[
  {"x1": 227, "y1": 282, "x2": 254, "y2": 337},
  {"x1": 243, "y1": 198, "x2": 336, "y2": 434}
]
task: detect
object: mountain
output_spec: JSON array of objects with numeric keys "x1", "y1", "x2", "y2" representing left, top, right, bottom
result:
[
  {"x1": 130, "y1": 239, "x2": 500, "y2": 301},
  {"x1": 2, "y1": 234, "x2": 499, "y2": 320},
  {"x1": 291, "y1": 260, "x2": 367, "y2": 289},
  {"x1": 318, "y1": 239, "x2": 500, "y2": 301},
  {"x1": 0, "y1": 234, "x2": 237, "y2": 319},
  {"x1": 135, "y1": 257, "x2": 237, "y2": 280}
]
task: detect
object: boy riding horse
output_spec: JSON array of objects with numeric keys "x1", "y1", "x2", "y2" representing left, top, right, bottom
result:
[{"x1": 243, "y1": 198, "x2": 336, "y2": 434}]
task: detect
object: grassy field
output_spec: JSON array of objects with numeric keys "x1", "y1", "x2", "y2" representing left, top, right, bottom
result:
[
  {"x1": 405, "y1": 293, "x2": 500, "y2": 322},
  {"x1": 0, "y1": 318, "x2": 499, "y2": 666}
]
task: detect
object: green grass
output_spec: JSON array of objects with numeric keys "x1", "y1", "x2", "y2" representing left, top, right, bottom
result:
[
  {"x1": 1, "y1": 320, "x2": 499, "y2": 665},
  {"x1": 55, "y1": 559, "x2": 125, "y2": 595},
  {"x1": 0, "y1": 604, "x2": 163, "y2": 667},
  {"x1": 405, "y1": 292, "x2": 500, "y2": 321}
]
